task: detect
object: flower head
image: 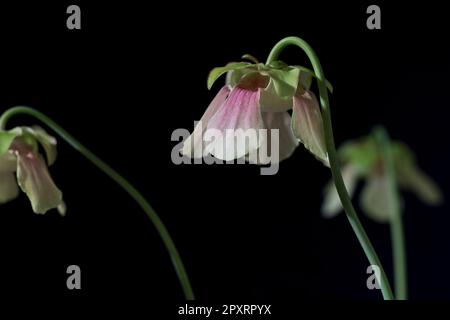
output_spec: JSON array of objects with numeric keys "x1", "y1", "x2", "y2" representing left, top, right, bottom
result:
[
  {"x1": 0, "y1": 126, "x2": 64, "y2": 215},
  {"x1": 182, "y1": 57, "x2": 333, "y2": 165},
  {"x1": 322, "y1": 134, "x2": 443, "y2": 222}
]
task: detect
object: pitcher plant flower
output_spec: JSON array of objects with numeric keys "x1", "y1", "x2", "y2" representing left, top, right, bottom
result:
[
  {"x1": 322, "y1": 133, "x2": 443, "y2": 222},
  {"x1": 181, "y1": 56, "x2": 333, "y2": 166},
  {"x1": 181, "y1": 36, "x2": 397, "y2": 300},
  {"x1": 0, "y1": 125, "x2": 65, "y2": 215}
]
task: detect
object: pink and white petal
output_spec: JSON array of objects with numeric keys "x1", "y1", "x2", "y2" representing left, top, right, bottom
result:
[
  {"x1": 321, "y1": 164, "x2": 361, "y2": 217},
  {"x1": 181, "y1": 86, "x2": 230, "y2": 158},
  {"x1": 205, "y1": 87, "x2": 264, "y2": 161},
  {"x1": 16, "y1": 151, "x2": 63, "y2": 214},
  {"x1": 292, "y1": 90, "x2": 329, "y2": 166},
  {"x1": 259, "y1": 80, "x2": 293, "y2": 113},
  {"x1": 247, "y1": 111, "x2": 299, "y2": 164},
  {"x1": 0, "y1": 172, "x2": 19, "y2": 203}
]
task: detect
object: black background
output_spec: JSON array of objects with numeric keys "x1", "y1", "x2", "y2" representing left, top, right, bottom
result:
[{"x1": 0, "y1": 0, "x2": 449, "y2": 312}]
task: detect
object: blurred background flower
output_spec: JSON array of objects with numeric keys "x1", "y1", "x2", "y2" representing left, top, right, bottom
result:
[{"x1": 322, "y1": 132, "x2": 443, "y2": 222}]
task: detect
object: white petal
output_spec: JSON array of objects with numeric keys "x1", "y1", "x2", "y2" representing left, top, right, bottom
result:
[
  {"x1": 322, "y1": 164, "x2": 361, "y2": 218},
  {"x1": 292, "y1": 90, "x2": 329, "y2": 166},
  {"x1": 360, "y1": 174, "x2": 393, "y2": 223},
  {"x1": 247, "y1": 112, "x2": 298, "y2": 164},
  {"x1": 259, "y1": 80, "x2": 293, "y2": 112},
  {"x1": 182, "y1": 86, "x2": 230, "y2": 158}
]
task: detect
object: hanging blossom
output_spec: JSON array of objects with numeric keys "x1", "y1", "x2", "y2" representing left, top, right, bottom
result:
[
  {"x1": 0, "y1": 126, "x2": 65, "y2": 215},
  {"x1": 322, "y1": 135, "x2": 443, "y2": 222},
  {"x1": 181, "y1": 56, "x2": 333, "y2": 165}
]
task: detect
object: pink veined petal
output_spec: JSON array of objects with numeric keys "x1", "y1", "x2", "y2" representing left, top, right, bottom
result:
[
  {"x1": 205, "y1": 87, "x2": 264, "y2": 161},
  {"x1": 15, "y1": 150, "x2": 63, "y2": 214},
  {"x1": 182, "y1": 86, "x2": 230, "y2": 158},
  {"x1": 247, "y1": 111, "x2": 299, "y2": 164},
  {"x1": 292, "y1": 90, "x2": 329, "y2": 166}
]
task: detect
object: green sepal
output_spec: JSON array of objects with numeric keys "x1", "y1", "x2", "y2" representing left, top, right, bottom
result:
[
  {"x1": 207, "y1": 62, "x2": 249, "y2": 89},
  {"x1": 292, "y1": 65, "x2": 334, "y2": 93},
  {"x1": 338, "y1": 137, "x2": 378, "y2": 174},
  {"x1": 0, "y1": 127, "x2": 22, "y2": 156},
  {"x1": 267, "y1": 67, "x2": 301, "y2": 100},
  {"x1": 241, "y1": 54, "x2": 259, "y2": 64},
  {"x1": 267, "y1": 60, "x2": 289, "y2": 69},
  {"x1": 20, "y1": 127, "x2": 40, "y2": 153},
  {"x1": 391, "y1": 142, "x2": 415, "y2": 166},
  {"x1": 226, "y1": 63, "x2": 264, "y2": 88}
]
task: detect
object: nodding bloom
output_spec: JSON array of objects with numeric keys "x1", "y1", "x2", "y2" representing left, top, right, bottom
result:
[
  {"x1": 182, "y1": 57, "x2": 333, "y2": 165},
  {"x1": 322, "y1": 135, "x2": 443, "y2": 222},
  {"x1": 0, "y1": 126, "x2": 65, "y2": 215}
]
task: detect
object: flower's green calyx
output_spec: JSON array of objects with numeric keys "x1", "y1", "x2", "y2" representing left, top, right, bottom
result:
[
  {"x1": 207, "y1": 58, "x2": 333, "y2": 97},
  {"x1": 207, "y1": 62, "x2": 250, "y2": 90}
]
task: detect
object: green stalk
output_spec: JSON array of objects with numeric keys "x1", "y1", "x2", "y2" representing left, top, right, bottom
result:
[
  {"x1": 0, "y1": 106, "x2": 195, "y2": 300},
  {"x1": 374, "y1": 126, "x2": 407, "y2": 299},
  {"x1": 266, "y1": 37, "x2": 394, "y2": 300}
]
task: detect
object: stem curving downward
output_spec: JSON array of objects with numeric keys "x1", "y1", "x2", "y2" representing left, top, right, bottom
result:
[
  {"x1": 0, "y1": 106, "x2": 195, "y2": 300},
  {"x1": 266, "y1": 37, "x2": 394, "y2": 300}
]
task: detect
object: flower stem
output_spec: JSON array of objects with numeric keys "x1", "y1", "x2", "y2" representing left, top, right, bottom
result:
[
  {"x1": 0, "y1": 106, "x2": 195, "y2": 300},
  {"x1": 266, "y1": 37, "x2": 394, "y2": 300},
  {"x1": 374, "y1": 126, "x2": 407, "y2": 300}
]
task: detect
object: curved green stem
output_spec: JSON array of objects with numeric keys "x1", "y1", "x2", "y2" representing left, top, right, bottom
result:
[
  {"x1": 266, "y1": 37, "x2": 394, "y2": 300},
  {"x1": 0, "y1": 106, "x2": 195, "y2": 300},
  {"x1": 374, "y1": 126, "x2": 407, "y2": 300}
]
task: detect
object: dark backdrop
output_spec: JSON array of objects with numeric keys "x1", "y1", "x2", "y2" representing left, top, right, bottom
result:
[{"x1": 0, "y1": 0, "x2": 449, "y2": 309}]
